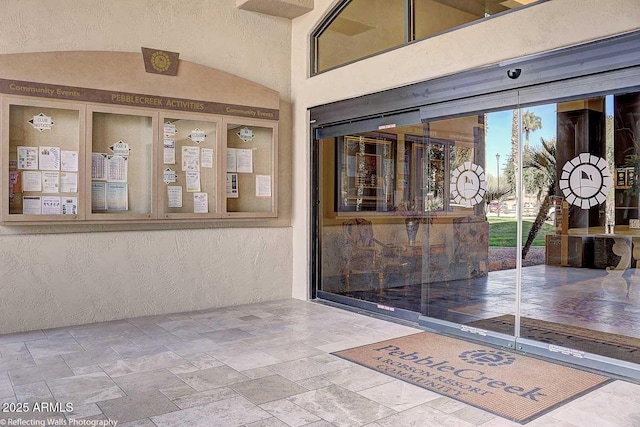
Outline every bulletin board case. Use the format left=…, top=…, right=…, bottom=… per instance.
left=223, top=117, right=278, bottom=218
left=158, top=111, right=222, bottom=219
left=86, top=105, right=159, bottom=222
left=1, top=96, right=86, bottom=222
left=0, top=50, right=279, bottom=225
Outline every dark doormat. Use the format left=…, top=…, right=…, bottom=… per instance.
left=333, top=332, right=610, bottom=424
left=468, top=315, right=640, bottom=365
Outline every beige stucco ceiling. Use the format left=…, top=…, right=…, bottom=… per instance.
left=236, top=0, right=314, bottom=19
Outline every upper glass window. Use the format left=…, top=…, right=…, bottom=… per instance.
left=313, top=0, right=543, bottom=74
left=316, top=0, right=405, bottom=73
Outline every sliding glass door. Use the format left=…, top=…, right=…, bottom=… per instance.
left=419, top=111, right=518, bottom=349
left=314, top=110, right=520, bottom=341
left=419, top=91, right=640, bottom=373
left=513, top=93, right=640, bottom=371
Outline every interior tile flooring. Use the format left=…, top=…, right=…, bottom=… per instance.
left=0, top=298, right=638, bottom=426
left=342, top=264, right=640, bottom=340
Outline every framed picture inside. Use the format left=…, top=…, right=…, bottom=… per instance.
left=616, top=168, right=627, bottom=188
left=336, top=135, right=395, bottom=212
left=411, top=139, right=448, bottom=212
left=627, top=167, right=636, bottom=188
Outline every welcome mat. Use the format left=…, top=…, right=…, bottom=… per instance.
left=468, top=315, right=640, bottom=365
left=334, top=332, right=610, bottom=424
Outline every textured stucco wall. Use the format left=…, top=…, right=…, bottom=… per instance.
left=0, top=0, right=293, bottom=333
left=291, top=0, right=640, bottom=299
left=0, top=228, right=290, bottom=331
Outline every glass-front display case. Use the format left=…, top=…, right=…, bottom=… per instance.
left=1, top=95, right=278, bottom=224
left=224, top=118, right=277, bottom=217
left=159, top=112, right=221, bottom=218
left=2, top=97, right=85, bottom=221
left=86, top=106, right=157, bottom=220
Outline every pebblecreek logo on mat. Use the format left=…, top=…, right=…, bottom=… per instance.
left=459, top=349, right=516, bottom=367
left=335, top=332, right=610, bottom=423
left=372, top=344, right=547, bottom=402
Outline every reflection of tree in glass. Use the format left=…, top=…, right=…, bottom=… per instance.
left=523, top=110, right=542, bottom=150
left=451, top=146, right=472, bottom=170
left=522, top=137, right=556, bottom=259
left=505, top=110, right=542, bottom=193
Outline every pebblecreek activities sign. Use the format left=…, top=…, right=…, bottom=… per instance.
left=334, top=332, right=609, bottom=423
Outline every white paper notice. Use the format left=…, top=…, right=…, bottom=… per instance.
left=189, top=128, right=206, bottom=144
left=163, top=168, right=178, bottom=184
left=92, top=153, right=108, bottom=180
left=42, top=196, right=61, bottom=215
left=167, top=186, right=183, bottom=208
left=29, top=113, right=54, bottom=131
left=61, top=150, right=79, bottom=172
left=18, top=146, right=38, bottom=170
left=237, top=127, right=254, bottom=142
left=236, top=149, right=253, bottom=173
left=23, top=196, right=41, bottom=214
left=62, top=197, right=78, bottom=215
left=256, top=175, right=272, bottom=197
left=91, top=181, right=106, bottom=210
left=226, top=173, right=238, bottom=198
left=109, top=140, right=131, bottom=157
left=201, top=148, right=214, bottom=168
left=164, top=123, right=177, bottom=136
left=60, top=172, right=78, bottom=193
left=39, top=146, right=61, bottom=171
left=164, top=138, right=176, bottom=165
left=193, top=192, right=208, bottom=213
left=227, top=148, right=237, bottom=172
left=106, top=183, right=128, bottom=210
left=107, top=155, right=128, bottom=183
left=42, top=172, right=60, bottom=193
left=182, top=146, right=200, bottom=171
left=186, top=171, right=201, bottom=192
left=9, top=171, right=19, bottom=197
left=22, top=171, right=42, bottom=192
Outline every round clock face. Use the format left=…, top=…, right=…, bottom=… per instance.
left=450, top=162, right=487, bottom=207
left=559, top=153, right=613, bottom=209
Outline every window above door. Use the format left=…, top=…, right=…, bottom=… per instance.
left=311, top=0, right=546, bottom=74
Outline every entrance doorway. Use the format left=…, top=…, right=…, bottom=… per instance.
left=312, top=88, right=640, bottom=379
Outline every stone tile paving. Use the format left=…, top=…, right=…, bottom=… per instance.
left=0, top=299, right=636, bottom=426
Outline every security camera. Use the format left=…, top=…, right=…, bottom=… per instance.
left=507, top=68, right=522, bottom=79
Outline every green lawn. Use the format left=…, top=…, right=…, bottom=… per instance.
left=488, top=217, right=555, bottom=247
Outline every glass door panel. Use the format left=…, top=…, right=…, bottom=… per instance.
left=315, top=111, right=522, bottom=329
left=517, top=93, right=640, bottom=365
left=317, top=122, right=432, bottom=312
left=421, top=112, right=518, bottom=331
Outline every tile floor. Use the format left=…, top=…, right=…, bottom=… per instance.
left=341, top=264, right=640, bottom=341
left=0, top=298, right=638, bottom=426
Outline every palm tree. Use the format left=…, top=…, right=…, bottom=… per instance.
left=506, top=110, right=542, bottom=193
left=510, top=109, right=519, bottom=185
left=502, top=109, right=520, bottom=194
left=522, top=137, right=557, bottom=259
left=522, top=111, right=542, bottom=151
